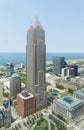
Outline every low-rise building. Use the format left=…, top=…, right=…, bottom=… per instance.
left=53, top=95, right=83, bottom=121
left=17, top=91, right=35, bottom=117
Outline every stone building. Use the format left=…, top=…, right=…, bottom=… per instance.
left=26, top=17, right=47, bottom=110
left=53, top=95, right=84, bottom=121
left=9, top=73, right=21, bottom=100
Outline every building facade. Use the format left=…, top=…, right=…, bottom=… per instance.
left=62, top=67, right=74, bottom=80
left=26, top=17, right=47, bottom=110
left=68, top=64, right=78, bottom=76
left=53, top=95, right=84, bottom=121
left=9, top=73, right=21, bottom=100
left=6, top=62, right=14, bottom=77
left=17, top=91, right=35, bottom=117
left=53, top=57, right=66, bottom=76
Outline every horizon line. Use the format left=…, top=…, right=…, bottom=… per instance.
left=0, top=51, right=84, bottom=53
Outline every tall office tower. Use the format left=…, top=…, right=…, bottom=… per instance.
left=9, top=73, right=21, bottom=100
left=53, top=57, right=67, bottom=76
left=0, top=82, right=3, bottom=106
left=6, top=62, right=14, bottom=77
left=26, top=17, right=47, bottom=110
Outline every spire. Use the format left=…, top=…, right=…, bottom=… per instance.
left=30, top=17, right=42, bottom=28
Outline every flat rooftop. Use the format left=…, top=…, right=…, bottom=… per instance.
left=55, top=95, right=82, bottom=109
left=18, top=91, right=34, bottom=99
left=74, top=88, right=84, bottom=98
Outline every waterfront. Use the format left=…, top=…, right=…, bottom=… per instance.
left=0, top=52, right=84, bottom=66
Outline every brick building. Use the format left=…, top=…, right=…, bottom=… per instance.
left=17, top=91, right=35, bottom=117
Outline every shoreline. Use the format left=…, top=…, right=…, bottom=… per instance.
left=46, top=58, right=84, bottom=64
left=0, top=58, right=84, bottom=66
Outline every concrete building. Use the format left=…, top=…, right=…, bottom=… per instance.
left=9, top=73, right=21, bottom=100
left=53, top=57, right=67, bottom=76
left=6, top=62, right=14, bottom=77
left=0, top=82, right=3, bottom=106
left=26, top=17, right=47, bottom=110
left=74, top=88, right=84, bottom=102
left=53, top=95, right=83, bottom=121
left=62, top=67, right=74, bottom=80
left=17, top=91, right=35, bottom=117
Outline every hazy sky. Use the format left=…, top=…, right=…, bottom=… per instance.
left=0, top=0, right=84, bottom=53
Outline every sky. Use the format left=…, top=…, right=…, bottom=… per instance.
left=0, top=0, right=84, bottom=53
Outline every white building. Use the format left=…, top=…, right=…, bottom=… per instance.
left=53, top=95, right=84, bottom=121
left=62, top=67, right=74, bottom=80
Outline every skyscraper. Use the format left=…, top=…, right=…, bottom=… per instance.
left=9, top=73, right=21, bottom=101
left=53, top=57, right=67, bottom=76
left=26, top=17, right=47, bottom=110
left=6, top=62, right=14, bottom=77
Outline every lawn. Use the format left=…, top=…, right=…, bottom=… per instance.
left=34, top=117, right=48, bottom=130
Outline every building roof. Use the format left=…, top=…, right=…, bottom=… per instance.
left=53, top=56, right=65, bottom=59
left=18, top=91, right=34, bottom=99
left=21, top=91, right=30, bottom=97
left=11, top=73, right=20, bottom=80
left=6, top=62, right=14, bottom=66
left=30, top=17, right=42, bottom=28
left=55, top=95, right=82, bottom=109
left=74, top=88, right=84, bottom=98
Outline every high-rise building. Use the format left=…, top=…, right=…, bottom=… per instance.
left=6, top=62, right=14, bottom=77
left=9, top=73, right=21, bottom=100
left=53, top=57, right=67, bottom=76
left=26, top=17, right=47, bottom=110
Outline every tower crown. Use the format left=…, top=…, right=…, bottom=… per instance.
left=30, top=17, right=42, bottom=28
